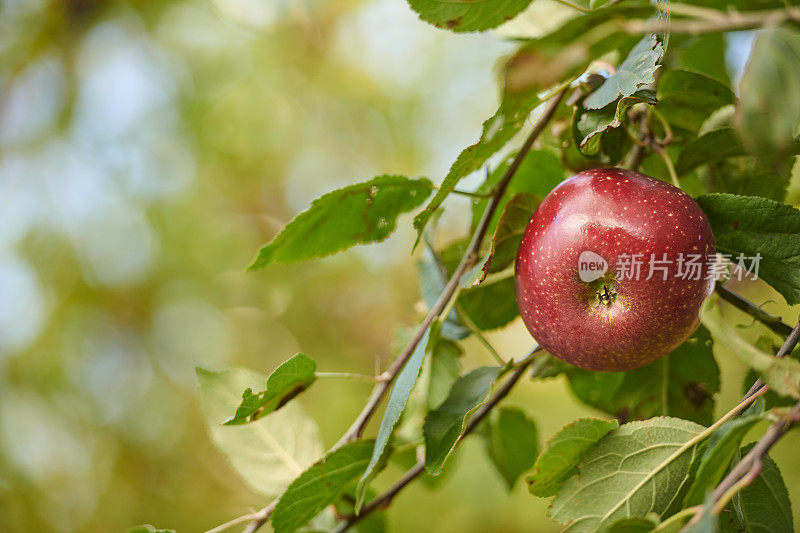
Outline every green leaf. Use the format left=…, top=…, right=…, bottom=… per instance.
left=601, top=517, right=658, bottom=533
left=684, top=415, right=761, bottom=507
left=334, top=487, right=386, bottom=533
left=406, top=0, right=534, bottom=33
left=413, top=89, right=545, bottom=240
left=700, top=300, right=800, bottom=399
left=128, top=526, right=175, bottom=533
left=657, top=70, right=735, bottom=133
left=549, top=417, right=705, bottom=531
left=526, top=417, right=618, bottom=498
left=696, top=193, right=800, bottom=305
left=584, top=35, right=663, bottom=110
left=566, top=326, right=720, bottom=425
left=224, top=353, right=317, bottom=425
left=417, top=248, right=470, bottom=340
left=249, top=175, right=432, bottom=269
left=196, top=367, right=323, bottom=498
left=675, top=128, right=745, bottom=176
left=272, top=440, right=374, bottom=533
left=424, top=365, right=508, bottom=475
left=470, top=150, right=562, bottom=236
left=356, top=327, right=432, bottom=510
left=485, top=192, right=541, bottom=275
left=458, top=277, right=519, bottom=331
left=485, top=406, right=539, bottom=489
left=574, top=90, right=656, bottom=157
left=736, top=28, right=800, bottom=163
left=734, top=444, right=794, bottom=533
left=683, top=494, right=717, bottom=533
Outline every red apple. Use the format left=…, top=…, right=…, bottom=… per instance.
left=515, top=168, right=715, bottom=371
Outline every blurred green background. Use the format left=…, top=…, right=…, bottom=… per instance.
left=1, top=1, right=799, bottom=531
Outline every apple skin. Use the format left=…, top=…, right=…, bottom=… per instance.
left=515, top=168, right=715, bottom=371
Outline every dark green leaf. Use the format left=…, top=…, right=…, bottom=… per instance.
left=584, top=35, right=663, bottom=110
left=549, top=417, right=705, bottom=531
left=414, top=89, right=545, bottom=240
left=356, top=327, right=432, bottom=509
left=424, top=365, right=508, bottom=475
left=675, top=128, right=745, bottom=176
left=407, top=0, right=533, bottom=33
left=676, top=33, right=730, bottom=87
left=196, top=367, right=323, bottom=498
left=736, top=28, right=800, bottom=163
left=249, top=175, right=432, bottom=269
left=696, top=193, right=800, bottom=305
left=574, top=90, right=656, bottom=157
left=684, top=415, right=761, bottom=507
left=458, top=277, right=519, bottom=330
left=683, top=494, right=717, bottom=533
left=567, top=326, right=720, bottom=425
left=657, top=70, right=735, bottom=133
left=272, top=440, right=374, bottom=533
left=224, top=353, right=317, bottom=425
left=486, top=192, right=540, bottom=274
left=526, top=417, right=618, bottom=498
left=485, top=406, right=539, bottom=489
left=734, top=444, right=794, bottom=533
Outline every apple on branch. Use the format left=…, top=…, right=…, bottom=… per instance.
left=515, top=168, right=715, bottom=371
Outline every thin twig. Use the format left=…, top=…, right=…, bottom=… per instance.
left=741, top=319, right=800, bottom=403
left=684, top=318, right=800, bottom=529
left=331, top=347, right=542, bottom=532
left=240, top=501, right=277, bottom=533
left=315, top=371, right=388, bottom=383
left=228, top=83, right=570, bottom=533
left=715, top=284, right=794, bottom=337
left=622, top=7, right=800, bottom=34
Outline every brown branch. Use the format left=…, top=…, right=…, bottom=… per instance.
left=684, top=317, right=800, bottom=530
left=622, top=7, right=800, bottom=35
left=231, top=86, right=568, bottom=533
left=331, top=347, right=543, bottom=533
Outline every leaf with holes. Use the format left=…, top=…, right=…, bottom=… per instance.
left=407, top=0, right=534, bottom=33
left=249, top=175, right=432, bottom=269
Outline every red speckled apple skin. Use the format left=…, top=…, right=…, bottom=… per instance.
left=515, top=168, right=715, bottom=371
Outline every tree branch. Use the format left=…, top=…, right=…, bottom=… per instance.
left=715, top=283, right=794, bottom=337
left=331, top=347, right=543, bottom=533
left=685, top=317, right=800, bottom=529
left=622, top=7, right=800, bottom=34
left=231, top=87, right=568, bottom=533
